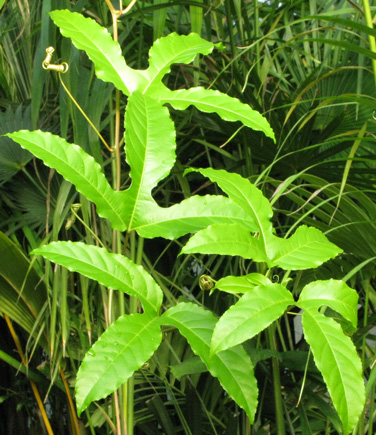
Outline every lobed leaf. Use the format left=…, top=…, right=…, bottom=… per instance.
left=162, top=303, right=258, bottom=423
left=211, top=283, right=294, bottom=354
left=32, top=242, right=163, bottom=314
left=75, top=313, right=162, bottom=416
left=267, top=226, right=342, bottom=270
left=181, top=223, right=269, bottom=263
left=142, top=33, right=213, bottom=93
left=125, top=91, right=176, bottom=196
left=302, top=309, right=365, bottom=434
left=123, top=91, right=176, bottom=230
left=158, top=88, right=275, bottom=141
left=49, top=10, right=146, bottom=95
left=6, top=130, right=127, bottom=231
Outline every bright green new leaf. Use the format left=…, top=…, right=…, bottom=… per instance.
left=181, top=223, right=269, bottom=263
left=158, top=88, right=275, bottom=141
left=267, top=226, right=342, bottom=270
left=211, top=283, right=294, bottom=354
left=162, top=303, right=258, bottom=423
left=32, top=242, right=163, bottom=314
left=75, top=313, right=162, bottom=416
left=215, top=273, right=271, bottom=294
left=142, top=33, right=213, bottom=93
left=302, top=309, right=365, bottom=434
left=298, top=279, right=358, bottom=328
left=49, top=10, right=146, bottom=95
left=6, top=130, right=127, bottom=230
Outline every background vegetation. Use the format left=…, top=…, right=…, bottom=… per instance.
left=1, top=0, right=376, bottom=433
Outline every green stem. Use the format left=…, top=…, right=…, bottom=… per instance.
left=363, top=0, right=376, bottom=89
left=267, top=324, right=286, bottom=434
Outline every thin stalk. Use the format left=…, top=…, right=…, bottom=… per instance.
left=357, top=279, right=370, bottom=434
left=60, top=266, right=68, bottom=357
left=59, top=367, right=80, bottom=435
left=254, top=0, right=260, bottom=78
left=363, top=0, right=376, bottom=89
left=106, top=2, right=138, bottom=434
left=5, top=315, right=55, bottom=435
left=367, top=383, right=375, bottom=435
left=267, top=323, right=286, bottom=435
left=111, top=7, right=125, bottom=435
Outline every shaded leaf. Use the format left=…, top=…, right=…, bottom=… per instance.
left=211, top=283, right=294, bottom=354
left=268, top=226, right=342, bottom=270
left=0, top=105, right=32, bottom=181
left=162, top=303, right=258, bottom=422
left=32, top=242, right=163, bottom=314
left=49, top=10, right=146, bottom=95
left=302, top=309, right=365, bottom=434
left=76, top=313, right=162, bottom=416
left=170, top=356, right=207, bottom=379
left=0, top=231, right=47, bottom=348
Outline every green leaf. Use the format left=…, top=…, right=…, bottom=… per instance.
left=158, top=88, right=275, bottom=141
left=302, top=309, right=365, bottom=434
left=123, top=91, right=175, bottom=230
left=0, top=231, right=47, bottom=348
left=32, top=242, right=163, bottom=314
left=123, top=92, right=257, bottom=238
left=215, top=273, right=271, bottom=294
left=49, top=10, right=146, bottom=95
left=162, top=303, right=258, bottom=423
left=186, top=168, right=273, bottom=246
left=267, top=226, right=342, bottom=270
left=181, top=223, right=269, bottom=263
left=75, top=313, right=162, bottom=416
left=298, top=279, right=358, bottom=328
left=125, top=91, right=176, bottom=198
left=142, top=33, right=213, bottom=93
left=211, top=283, right=294, bottom=354
left=6, top=130, right=127, bottom=231
left=0, top=105, right=32, bottom=181
left=134, top=195, right=257, bottom=240
left=170, top=356, right=207, bottom=379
